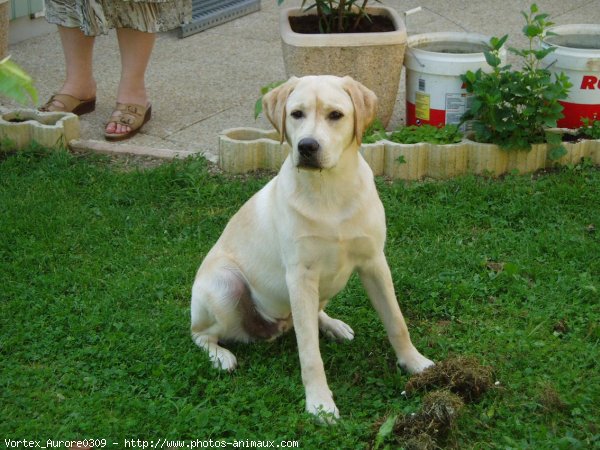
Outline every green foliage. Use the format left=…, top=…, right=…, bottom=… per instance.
left=362, top=118, right=387, bottom=143
left=0, top=56, right=38, bottom=105
left=579, top=118, right=600, bottom=140
left=254, top=80, right=284, bottom=120
left=278, top=0, right=381, bottom=33
left=362, top=123, right=463, bottom=145
left=390, top=124, right=463, bottom=145
left=461, top=4, right=571, bottom=156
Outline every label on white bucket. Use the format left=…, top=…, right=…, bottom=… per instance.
left=415, top=91, right=431, bottom=121
left=445, top=93, right=471, bottom=125
left=404, top=32, right=504, bottom=129
left=406, top=72, right=469, bottom=127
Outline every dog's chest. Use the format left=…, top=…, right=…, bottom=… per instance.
left=296, top=223, right=380, bottom=296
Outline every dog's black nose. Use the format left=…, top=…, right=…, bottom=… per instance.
left=297, top=138, right=320, bottom=158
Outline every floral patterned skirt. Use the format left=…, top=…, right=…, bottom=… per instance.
left=45, top=0, right=192, bottom=36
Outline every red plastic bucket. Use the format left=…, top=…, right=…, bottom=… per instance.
left=542, top=25, right=600, bottom=128
left=404, top=32, right=506, bottom=128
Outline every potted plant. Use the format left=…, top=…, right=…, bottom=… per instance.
left=460, top=4, right=572, bottom=173
left=277, top=0, right=407, bottom=126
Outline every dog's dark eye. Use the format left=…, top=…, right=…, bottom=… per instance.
left=328, top=111, right=344, bottom=121
left=291, top=110, right=304, bottom=119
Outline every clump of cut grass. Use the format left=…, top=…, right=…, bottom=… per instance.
left=376, top=390, right=464, bottom=449
left=404, top=356, right=494, bottom=403
left=375, top=358, right=493, bottom=448
left=401, top=434, right=437, bottom=450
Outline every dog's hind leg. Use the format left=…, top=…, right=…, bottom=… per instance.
left=191, top=332, right=237, bottom=371
left=190, top=270, right=247, bottom=371
left=318, top=310, right=355, bottom=341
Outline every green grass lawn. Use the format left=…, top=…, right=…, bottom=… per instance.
left=1, top=147, right=598, bottom=449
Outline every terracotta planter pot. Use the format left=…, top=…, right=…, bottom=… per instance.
left=280, top=6, right=407, bottom=126
left=0, top=109, right=80, bottom=150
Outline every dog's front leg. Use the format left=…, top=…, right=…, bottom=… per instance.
left=358, top=254, right=434, bottom=374
left=286, top=267, right=339, bottom=421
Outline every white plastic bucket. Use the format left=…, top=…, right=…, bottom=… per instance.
left=404, top=32, right=506, bottom=128
left=542, top=24, right=600, bottom=129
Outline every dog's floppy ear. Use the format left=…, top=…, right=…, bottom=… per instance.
left=342, top=76, right=378, bottom=146
left=262, top=76, right=300, bottom=144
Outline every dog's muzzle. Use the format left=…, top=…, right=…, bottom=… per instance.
left=297, top=138, right=321, bottom=169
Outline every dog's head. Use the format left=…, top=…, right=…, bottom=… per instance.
left=262, top=75, right=377, bottom=171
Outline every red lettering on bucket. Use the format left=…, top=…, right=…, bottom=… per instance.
left=580, top=75, right=599, bottom=90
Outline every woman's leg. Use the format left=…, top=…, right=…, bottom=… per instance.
left=105, top=28, right=156, bottom=136
left=49, top=26, right=96, bottom=108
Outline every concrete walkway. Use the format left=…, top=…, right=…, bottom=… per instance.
left=3, top=0, right=599, bottom=162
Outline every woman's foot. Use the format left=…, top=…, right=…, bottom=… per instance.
left=39, top=93, right=96, bottom=115
left=39, top=82, right=97, bottom=115
left=104, top=91, right=149, bottom=137
left=104, top=102, right=152, bottom=142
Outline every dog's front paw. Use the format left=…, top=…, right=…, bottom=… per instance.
left=210, top=347, right=238, bottom=372
left=306, top=392, right=339, bottom=424
left=398, top=350, right=435, bottom=375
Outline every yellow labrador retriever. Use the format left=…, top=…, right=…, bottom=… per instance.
left=191, top=75, right=433, bottom=419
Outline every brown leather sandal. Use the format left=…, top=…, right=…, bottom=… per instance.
left=39, top=93, right=96, bottom=116
left=104, top=102, right=152, bottom=142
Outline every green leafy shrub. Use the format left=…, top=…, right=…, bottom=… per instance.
left=460, top=4, right=571, bottom=159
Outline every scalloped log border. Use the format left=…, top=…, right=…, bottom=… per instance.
left=219, top=127, right=600, bottom=179
left=0, top=109, right=80, bottom=150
